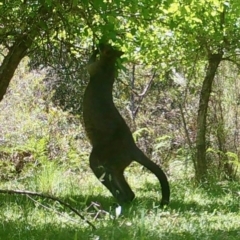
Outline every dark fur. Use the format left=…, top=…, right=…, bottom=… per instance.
left=83, top=44, right=170, bottom=206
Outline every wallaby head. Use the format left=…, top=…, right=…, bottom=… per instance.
left=98, top=43, right=124, bottom=61
left=87, top=43, right=124, bottom=76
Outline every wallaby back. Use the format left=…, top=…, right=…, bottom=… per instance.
left=83, top=43, right=127, bottom=147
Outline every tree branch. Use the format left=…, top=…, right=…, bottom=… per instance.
left=0, top=189, right=96, bottom=230
left=133, top=69, right=156, bottom=117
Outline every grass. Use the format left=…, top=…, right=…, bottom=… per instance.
left=0, top=161, right=239, bottom=240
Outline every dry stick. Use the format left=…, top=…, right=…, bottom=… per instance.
left=133, top=69, right=156, bottom=118
left=0, top=189, right=96, bottom=230
left=27, top=195, right=80, bottom=224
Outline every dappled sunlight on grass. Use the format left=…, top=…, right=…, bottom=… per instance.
left=0, top=165, right=239, bottom=240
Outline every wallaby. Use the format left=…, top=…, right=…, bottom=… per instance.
left=83, top=43, right=170, bottom=206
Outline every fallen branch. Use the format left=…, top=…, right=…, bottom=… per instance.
left=0, top=189, right=96, bottom=230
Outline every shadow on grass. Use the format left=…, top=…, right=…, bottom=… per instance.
left=0, top=190, right=240, bottom=240
left=0, top=216, right=239, bottom=240
left=136, top=180, right=240, bottom=212
left=75, top=194, right=239, bottom=214
left=0, top=219, right=93, bottom=240
left=0, top=177, right=239, bottom=216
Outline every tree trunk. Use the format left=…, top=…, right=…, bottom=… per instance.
left=0, top=5, right=52, bottom=102
left=195, top=53, right=223, bottom=182
left=0, top=35, right=34, bottom=101
left=130, top=64, right=136, bottom=122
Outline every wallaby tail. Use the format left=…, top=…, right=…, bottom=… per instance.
left=134, top=148, right=170, bottom=206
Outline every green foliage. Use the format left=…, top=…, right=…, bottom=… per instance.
left=0, top=59, right=88, bottom=179
left=132, top=127, right=152, bottom=142
left=226, top=151, right=239, bottom=166
left=154, top=135, right=172, bottom=150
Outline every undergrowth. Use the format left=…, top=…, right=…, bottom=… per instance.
left=0, top=163, right=239, bottom=240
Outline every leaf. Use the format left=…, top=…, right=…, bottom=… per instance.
left=45, top=0, right=52, bottom=6
left=72, top=0, right=78, bottom=7
left=168, top=2, right=179, bottom=13
left=192, top=17, right=202, bottom=23
left=132, top=128, right=151, bottom=141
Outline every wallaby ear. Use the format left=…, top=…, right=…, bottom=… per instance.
left=117, top=51, right=124, bottom=57
left=97, top=43, right=110, bottom=56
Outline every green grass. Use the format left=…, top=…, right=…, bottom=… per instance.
left=0, top=162, right=239, bottom=240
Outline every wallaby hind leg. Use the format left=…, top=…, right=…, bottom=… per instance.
left=89, top=149, right=135, bottom=203
left=112, top=169, right=135, bottom=202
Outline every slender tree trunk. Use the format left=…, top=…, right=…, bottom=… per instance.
left=130, top=64, right=136, bottom=122
left=213, top=96, right=234, bottom=179
left=195, top=53, right=223, bottom=182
